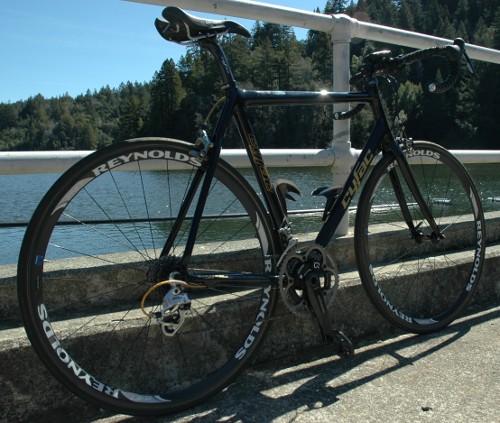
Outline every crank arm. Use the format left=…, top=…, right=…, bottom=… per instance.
left=304, top=278, right=354, bottom=359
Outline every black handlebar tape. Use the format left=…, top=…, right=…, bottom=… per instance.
left=396, top=45, right=461, bottom=93
left=335, top=44, right=461, bottom=120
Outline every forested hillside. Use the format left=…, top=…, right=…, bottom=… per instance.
left=1, top=0, right=500, bottom=151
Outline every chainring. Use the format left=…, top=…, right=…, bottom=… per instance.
left=278, top=242, right=339, bottom=318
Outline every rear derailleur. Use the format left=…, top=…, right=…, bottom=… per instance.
left=154, top=282, right=191, bottom=336
left=143, top=259, right=192, bottom=337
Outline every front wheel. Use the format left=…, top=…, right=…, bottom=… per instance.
left=354, top=141, right=485, bottom=334
left=17, top=138, right=279, bottom=416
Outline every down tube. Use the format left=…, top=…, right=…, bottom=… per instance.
left=315, top=119, right=388, bottom=247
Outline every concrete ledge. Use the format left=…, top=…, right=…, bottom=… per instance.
left=3, top=213, right=500, bottom=327
left=1, top=244, right=499, bottom=421
left=1, top=216, right=499, bottom=421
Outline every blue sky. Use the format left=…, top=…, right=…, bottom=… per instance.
left=0, top=0, right=325, bottom=103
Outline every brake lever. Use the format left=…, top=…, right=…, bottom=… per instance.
left=454, top=38, right=476, bottom=76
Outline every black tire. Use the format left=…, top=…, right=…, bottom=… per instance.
left=354, top=141, right=485, bottom=334
left=17, top=138, right=279, bottom=416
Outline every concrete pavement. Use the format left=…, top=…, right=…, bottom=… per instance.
left=22, top=303, right=499, bottom=423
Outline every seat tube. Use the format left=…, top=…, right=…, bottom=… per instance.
left=177, top=37, right=238, bottom=263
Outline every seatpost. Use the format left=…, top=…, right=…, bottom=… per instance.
left=198, top=37, right=238, bottom=89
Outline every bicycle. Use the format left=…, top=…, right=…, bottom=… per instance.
left=17, top=6, right=485, bottom=416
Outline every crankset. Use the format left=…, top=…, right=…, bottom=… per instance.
left=278, top=241, right=339, bottom=318
left=278, top=242, right=354, bottom=358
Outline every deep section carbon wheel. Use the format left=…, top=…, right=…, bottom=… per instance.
left=18, top=138, right=278, bottom=415
left=355, top=141, right=485, bottom=334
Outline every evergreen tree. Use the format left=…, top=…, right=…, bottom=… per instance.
left=118, top=95, right=146, bottom=140
left=398, top=0, right=417, bottom=30
left=147, top=59, right=185, bottom=137
left=367, top=0, right=398, bottom=27
left=325, top=0, right=348, bottom=13
left=74, top=117, right=99, bottom=150
left=0, top=104, right=17, bottom=131
left=493, top=6, right=500, bottom=48
left=20, top=95, right=51, bottom=150
left=1, top=0, right=499, bottom=151
left=220, top=34, right=252, bottom=84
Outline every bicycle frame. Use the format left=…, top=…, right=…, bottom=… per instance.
left=169, top=36, right=441, bottom=266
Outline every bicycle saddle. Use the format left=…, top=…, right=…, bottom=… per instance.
left=155, top=6, right=251, bottom=44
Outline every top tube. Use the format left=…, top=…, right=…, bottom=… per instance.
left=237, top=88, right=374, bottom=107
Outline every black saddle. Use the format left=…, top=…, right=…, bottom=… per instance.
left=155, top=6, right=251, bottom=44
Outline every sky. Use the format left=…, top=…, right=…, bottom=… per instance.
left=0, top=0, right=326, bottom=104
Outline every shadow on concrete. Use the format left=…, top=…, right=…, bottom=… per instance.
left=63, top=303, right=500, bottom=423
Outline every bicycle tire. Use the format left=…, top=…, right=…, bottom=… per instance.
left=354, top=141, right=485, bottom=334
left=17, top=138, right=279, bottom=416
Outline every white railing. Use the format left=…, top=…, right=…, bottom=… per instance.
left=126, top=0, right=500, bottom=61
left=1, top=149, right=500, bottom=175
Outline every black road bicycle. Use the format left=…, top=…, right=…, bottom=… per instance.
left=17, top=7, right=485, bottom=416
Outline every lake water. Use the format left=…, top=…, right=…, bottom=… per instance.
left=2, top=163, right=500, bottom=265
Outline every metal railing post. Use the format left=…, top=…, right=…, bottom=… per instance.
left=330, top=14, right=357, bottom=236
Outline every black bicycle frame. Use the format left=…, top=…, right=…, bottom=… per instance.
left=167, top=36, right=441, bottom=267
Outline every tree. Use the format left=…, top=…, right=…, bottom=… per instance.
left=325, top=0, right=348, bottom=13
left=398, top=0, right=419, bottom=31
left=51, top=108, right=76, bottom=149
left=305, top=28, right=333, bottom=86
left=251, top=22, right=303, bottom=90
left=1, top=0, right=499, bottom=151
left=251, top=37, right=279, bottom=89
left=118, top=95, right=146, bottom=140
left=0, top=104, right=17, bottom=131
left=367, top=0, right=398, bottom=27
left=147, top=59, right=185, bottom=137
left=19, top=95, right=51, bottom=150
left=493, top=6, right=500, bottom=48
left=221, top=34, right=253, bottom=84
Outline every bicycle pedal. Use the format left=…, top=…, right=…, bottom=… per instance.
left=329, top=330, right=355, bottom=359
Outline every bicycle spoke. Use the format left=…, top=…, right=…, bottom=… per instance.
left=18, top=139, right=277, bottom=415
left=355, top=142, right=485, bottom=333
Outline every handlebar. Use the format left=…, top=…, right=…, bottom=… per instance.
left=334, top=39, right=469, bottom=121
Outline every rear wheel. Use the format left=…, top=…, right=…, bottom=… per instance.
left=355, top=141, right=485, bottom=334
left=18, top=138, right=279, bottom=415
